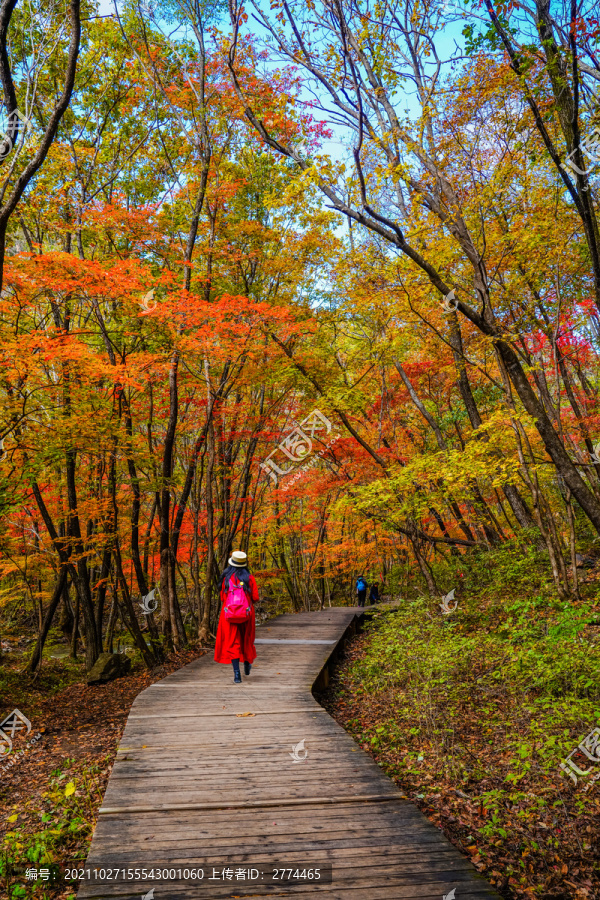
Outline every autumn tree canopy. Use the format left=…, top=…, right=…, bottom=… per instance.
left=0, top=0, right=599, bottom=669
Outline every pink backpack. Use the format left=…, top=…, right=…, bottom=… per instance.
left=223, top=576, right=252, bottom=624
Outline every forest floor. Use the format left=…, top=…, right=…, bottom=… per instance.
left=2, top=542, right=600, bottom=900
left=0, top=644, right=204, bottom=899
left=318, top=561, right=600, bottom=900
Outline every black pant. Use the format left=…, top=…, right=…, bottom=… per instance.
left=357, top=590, right=366, bottom=607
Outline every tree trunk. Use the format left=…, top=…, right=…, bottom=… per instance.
left=160, top=351, right=181, bottom=647
left=199, top=412, right=216, bottom=645
left=71, top=590, right=80, bottom=659
left=28, top=567, right=69, bottom=672
left=114, top=543, right=156, bottom=668
left=409, top=534, right=437, bottom=595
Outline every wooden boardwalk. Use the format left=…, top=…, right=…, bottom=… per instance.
left=78, top=608, right=500, bottom=898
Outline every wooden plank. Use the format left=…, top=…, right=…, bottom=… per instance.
left=99, top=794, right=402, bottom=814
left=89, top=828, right=458, bottom=850
left=82, top=833, right=459, bottom=858
left=254, top=639, right=338, bottom=644
left=78, top=608, right=500, bottom=899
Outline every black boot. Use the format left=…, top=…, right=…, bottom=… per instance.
left=232, top=659, right=242, bottom=683
left=244, top=661, right=251, bottom=676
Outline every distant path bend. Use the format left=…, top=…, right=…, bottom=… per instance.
left=78, top=607, right=501, bottom=898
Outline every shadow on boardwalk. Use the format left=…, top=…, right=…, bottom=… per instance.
left=77, top=607, right=501, bottom=899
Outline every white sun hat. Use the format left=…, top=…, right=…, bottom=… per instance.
left=228, top=550, right=248, bottom=568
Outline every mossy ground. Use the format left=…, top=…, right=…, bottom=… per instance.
left=320, top=541, right=600, bottom=899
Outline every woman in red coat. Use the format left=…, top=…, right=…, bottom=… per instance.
left=214, top=550, right=259, bottom=683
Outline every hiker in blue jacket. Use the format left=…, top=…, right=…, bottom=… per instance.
left=356, top=574, right=368, bottom=607
left=369, top=582, right=380, bottom=605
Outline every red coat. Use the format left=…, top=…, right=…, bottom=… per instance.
left=214, top=573, right=259, bottom=664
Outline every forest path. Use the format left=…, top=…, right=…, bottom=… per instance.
left=77, top=607, right=500, bottom=899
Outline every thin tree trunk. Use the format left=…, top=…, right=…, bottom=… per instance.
left=27, top=567, right=68, bottom=672
left=565, top=489, right=581, bottom=600
left=71, top=591, right=80, bottom=659
left=160, top=351, right=181, bottom=648
left=409, top=535, right=437, bottom=595
left=199, top=409, right=216, bottom=645
left=114, top=543, right=156, bottom=668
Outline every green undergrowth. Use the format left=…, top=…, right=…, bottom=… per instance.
left=354, top=597, right=600, bottom=780
left=331, top=541, right=600, bottom=897
left=1, top=757, right=109, bottom=899
left=0, top=624, right=158, bottom=718
left=0, top=656, right=86, bottom=722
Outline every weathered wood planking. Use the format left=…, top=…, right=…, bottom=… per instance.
left=77, top=608, right=500, bottom=899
